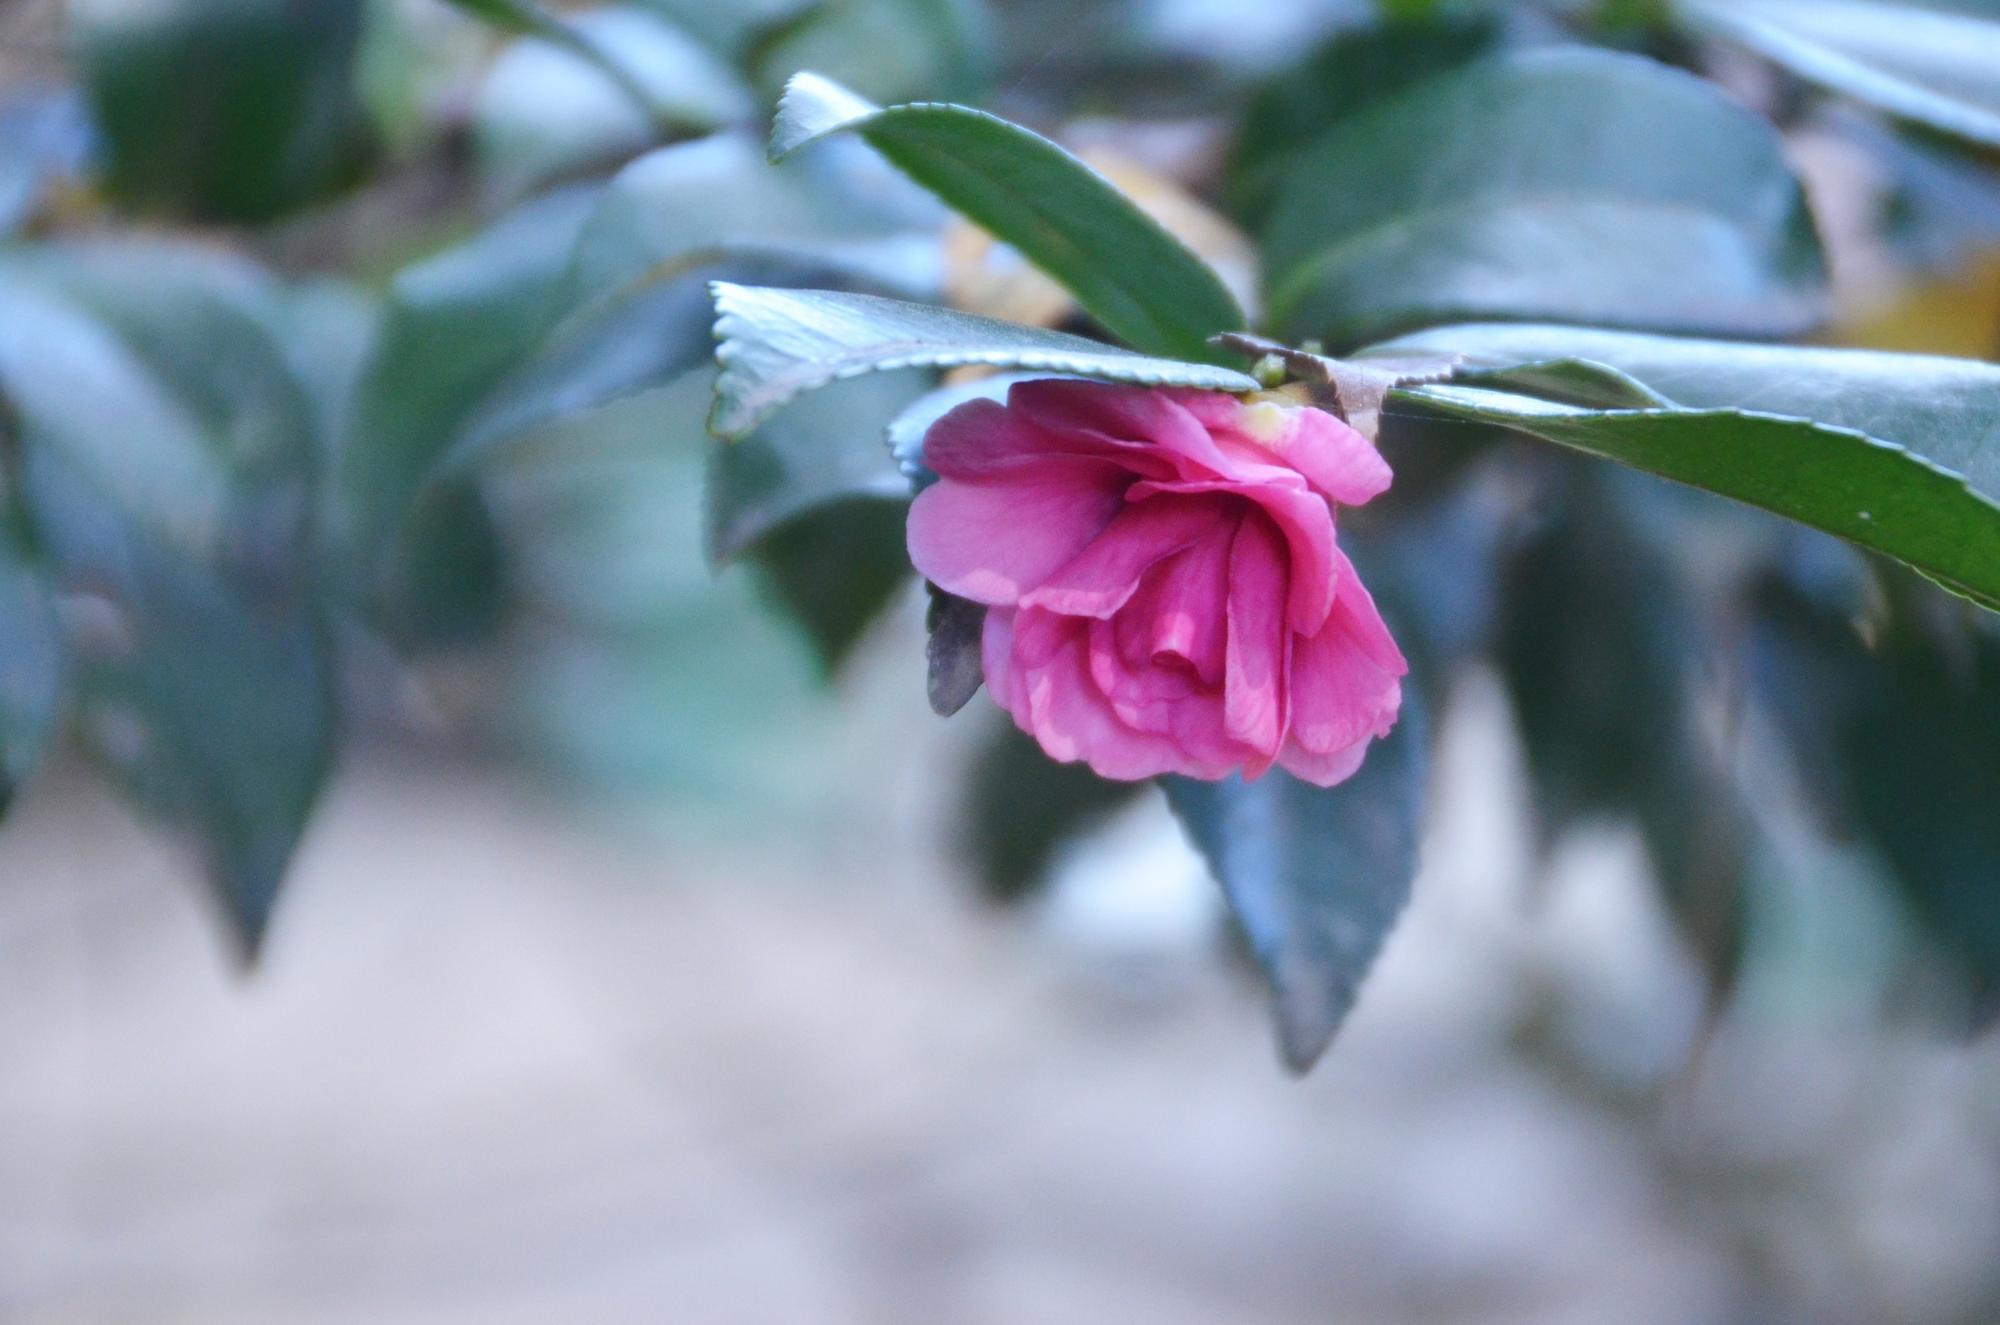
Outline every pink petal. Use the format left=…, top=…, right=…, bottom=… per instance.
left=1289, top=617, right=1402, bottom=755
left=1020, top=495, right=1221, bottom=618
left=1224, top=511, right=1290, bottom=760
left=1331, top=547, right=1408, bottom=677
left=1172, top=391, right=1392, bottom=507
left=996, top=608, right=1212, bottom=781
left=906, top=463, right=1125, bottom=606
left=981, top=605, right=1017, bottom=702
left=1115, top=518, right=1234, bottom=685
left=1010, top=379, right=1244, bottom=482
left=1084, top=620, right=1245, bottom=776
left=1129, top=478, right=1337, bottom=635
left=924, top=396, right=1171, bottom=482
left=1278, top=407, right=1394, bottom=506
left=1276, top=735, right=1374, bottom=788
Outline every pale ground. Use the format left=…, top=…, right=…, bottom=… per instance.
left=1, top=642, right=1997, bottom=1323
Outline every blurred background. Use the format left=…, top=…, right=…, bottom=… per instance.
left=3, top=0, right=2000, bottom=1319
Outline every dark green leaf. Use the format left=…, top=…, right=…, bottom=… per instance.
left=0, top=254, right=332, bottom=951
left=338, top=185, right=603, bottom=608
left=745, top=494, right=912, bottom=672
left=1496, top=468, right=1748, bottom=987
left=1681, top=0, right=2000, bottom=148
left=1408, top=385, right=2000, bottom=612
left=707, top=367, right=926, bottom=671
left=1263, top=48, right=1826, bottom=345
left=1370, top=324, right=2000, bottom=612
left=750, top=0, right=993, bottom=104
left=709, top=283, right=1258, bottom=438
left=471, top=6, right=754, bottom=198
left=1228, top=12, right=1503, bottom=223
left=772, top=71, right=1245, bottom=363
left=1373, top=325, right=2000, bottom=493
left=448, top=275, right=722, bottom=482
left=1748, top=562, right=2000, bottom=1020
left=0, top=504, right=63, bottom=816
left=72, top=0, right=372, bottom=222
left=961, top=718, right=1145, bottom=903
left=706, top=368, right=920, bottom=564
left=1162, top=693, right=1427, bottom=1073
left=568, top=132, right=942, bottom=313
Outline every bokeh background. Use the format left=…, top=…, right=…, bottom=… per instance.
left=3, top=0, right=2000, bottom=1320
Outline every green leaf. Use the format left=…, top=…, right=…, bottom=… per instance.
left=459, top=131, right=948, bottom=480
left=1748, top=561, right=2000, bottom=1020
left=1161, top=694, right=1427, bottom=1073
left=708, top=283, right=1259, bottom=438
left=0, top=252, right=333, bottom=951
left=706, top=367, right=927, bottom=671
left=339, top=184, right=604, bottom=591
left=771, top=71, right=1245, bottom=363
left=1680, top=0, right=2000, bottom=148
left=1227, top=12, right=1503, bottom=223
left=960, top=719, right=1145, bottom=904
left=350, top=137, right=941, bottom=647
left=706, top=367, right=919, bottom=563
left=71, top=0, right=372, bottom=223
left=441, top=0, right=686, bottom=130
left=1263, top=48, right=1826, bottom=345
left=472, top=6, right=754, bottom=199
left=447, top=275, right=722, bottom=482
left=567, top=130, right=941, bottom=313
left=1496, top=469, right=1749, bottom=989
left=744, top=494, right=912, bottom=672
left=1403, top=384, right=2000, bottom=612
left=0, top=508, right=63, bottom=816
left=1373, top=324, right=2000, bottom=492
left=1372, top=323, right=2000, bottom=612
left=750, top=0, right=993, bottom=104
left=632, top=0, right=814, bottom=57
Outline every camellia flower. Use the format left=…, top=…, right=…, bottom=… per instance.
left=907, top=378, right=1406, bottom=786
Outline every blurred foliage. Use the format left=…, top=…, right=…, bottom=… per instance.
left=73, top=0, right=374, bottom=221
left=0, top=0, right=1997, bottom=1058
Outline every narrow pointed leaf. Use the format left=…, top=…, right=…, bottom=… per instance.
left=1371, top=323, right=2000, bottom=491
left=1372, top=323, right=2000, bottom=613
left=771, top=71, right=1245, bottom=363
left=1399, top=385, right=2000, bottom=612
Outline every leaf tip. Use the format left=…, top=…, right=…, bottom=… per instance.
left=925, top=589, right=986, bottom=715
left=770, top=70, right=880, bottom=163
left=1268, top=957, right=1356, bottom=1076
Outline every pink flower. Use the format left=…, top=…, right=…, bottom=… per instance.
left=907, top=379, right=1407, bottom=786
